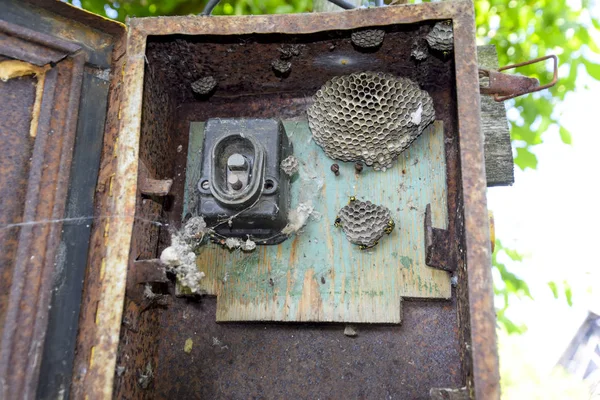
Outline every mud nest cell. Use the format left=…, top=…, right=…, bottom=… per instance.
left=351, top=29, right=385, bottom=48
left=337, top=199, right=394, bottom=248
left=191, top=76, right=217, bottom=95
left=280, top=155, right=299, bottom=176
left=271, top=59, right=292, bottom=74
left=426, top=22, right=454, bottom=52
left=307, top=72, right=435, bottom=171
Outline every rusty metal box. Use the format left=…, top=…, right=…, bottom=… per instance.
left=0, top=0, right=498, bottom=398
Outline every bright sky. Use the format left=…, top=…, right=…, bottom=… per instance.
left=488, top=74, right=600, bottom=372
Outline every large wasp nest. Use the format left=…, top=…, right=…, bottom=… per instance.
left=351, top=29, right=385, bottom=49
left=426, top=22, right=454, bottom=52
left=307, top=72, right=435, bottom=171
left=336, top=199, right=394, bottom=248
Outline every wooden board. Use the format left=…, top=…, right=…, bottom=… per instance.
left=184, top=120, right=450, bottom=323
left=478, top=45, right=514, bottom=187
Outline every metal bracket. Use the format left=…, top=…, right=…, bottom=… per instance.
left=138, top=159, right=173, bottom=196
left=424, top=204, right=456, bottom=272
left=132, top=259, right=169, bottom=285
left=479, top=54, right=558, bottom=102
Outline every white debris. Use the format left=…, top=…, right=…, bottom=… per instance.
left=224, top=237, right=256, bottom=251
left=225, top=237, right=242, bottom=249
left=241, top=238, right=256, bottom=251
left=159, top=217, right=208, bottom=294
left=159, top=246, right=180, bottom=266
left=411, top=102, right=423, bottom=125
left=282, top=203, right=314, bottom=235
left=143, top=284, right=157, bottom=300
left=344, top=325, right=358, bottom=337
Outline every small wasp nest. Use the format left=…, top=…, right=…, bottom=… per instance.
left=411, top=38, right=429, bottom=61
left=307, top=72, right=435, bottom=171
left=351, top=29, right=385, bottom=49
left=272, top=59, right=292, bottom=74
left=426, top=22, right=454, bottom=52
left=336, top=199, right=394, bottom=248
left=280, top=155, right=299, bottom=176
left=191, top=76, right=217, bottom=95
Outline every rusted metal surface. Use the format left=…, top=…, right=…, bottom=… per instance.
left=5, top=0, right=119, bottom=69
left=453, top=4, right=500, bottom=399
left=68, top=2, right=498, bottom=399
left=70, top=31, right=127, bottom=400
left=0, top=75, right=36, bottom=338
left=138, top=157, right=173, bottom=196
left=132, top=259, right=169, bottom=285
left=112, top=46, right=177, bottom=400
left=480, top=54, right=558, bottom=101
left=153, top=295, right=461, bottom=399
left=0, top=19, right=80, bottom=66
left=425, top=203, right=456, bottom=272
left=0, top=48, right=85, bottom=398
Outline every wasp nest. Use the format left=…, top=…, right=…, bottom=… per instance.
left=411, top=38, right=429, bottom=61
left=307, top=72, right=435, bottom=171
left=336, top=199, right=394, bottom=248
left=272, top=59, right=292, bottom=74
left=351, top=29, right=385, bottom=49
left=426, top=22, right=454, bottom=52
left=191, top=76, right=217, bottom=95
left=280, top=155, right=299, bottom=176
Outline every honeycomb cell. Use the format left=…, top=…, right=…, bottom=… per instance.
left=191, top=76, right=217, bottom=95
left=307, top=72, right=435, bottom=171
left=351, top=29, right=385, bottom=48
left=337, top=199, right=394, bottom=248
left=426, top=21, right=454, bottom=52
left=280, top=155, right=299, bottom=176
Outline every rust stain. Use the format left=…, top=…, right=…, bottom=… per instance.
left=289, top=235, right=300, bottom=265
left=297, top=269, right=322, bottom=321
left=0, top=60, right=51, bottom=138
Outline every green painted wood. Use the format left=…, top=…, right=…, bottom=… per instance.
left=186, top=119, right=450, bottom=323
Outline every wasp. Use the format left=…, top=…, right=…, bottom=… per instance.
left=334, top=217, right=342, bottom=228
left=359, top=241, right=378, bottom=251
left=384, top=219, right=395, bottom=235
left=349, top=196, right=356, bottom=202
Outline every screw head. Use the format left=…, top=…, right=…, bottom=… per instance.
left=330, top=163, right=340, bottom=176
left=200, top=180, right=210, bottom=190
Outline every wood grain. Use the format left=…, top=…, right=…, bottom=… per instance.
left=478, top=45, right=515, bottom=187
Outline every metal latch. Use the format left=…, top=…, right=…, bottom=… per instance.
left=479, top=54, right=558, bottom=102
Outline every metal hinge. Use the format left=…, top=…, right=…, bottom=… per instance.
left=479, top=54, right=558, bottom=102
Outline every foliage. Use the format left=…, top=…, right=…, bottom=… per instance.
left=73, top=0, right=311, bottom=21
left=498, top=330, right=591, bottom=398
left=493, top=240, right=531, bottom=334
left=473, top=0, right=600, bottom=170
left=73, top=0, right=600, bottom=333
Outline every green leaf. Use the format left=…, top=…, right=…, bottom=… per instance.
left=514, top=147, right=538, bottom=170
left=564, top=281, right=573, bottom=307
left=559, top=126, right=572, bottom=145
left=583, top=60, right=600, bottom=80
left=548, top=281, right=559, bottom=299
left=504, top=247, right=524, bottom=262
